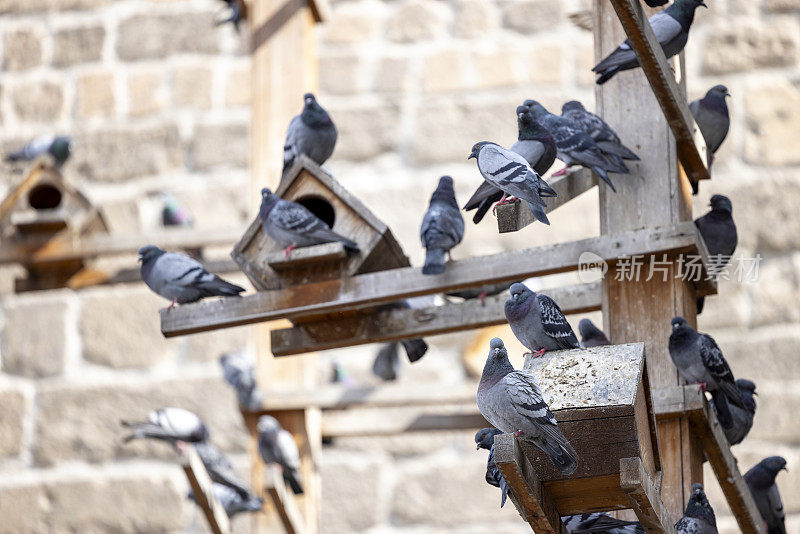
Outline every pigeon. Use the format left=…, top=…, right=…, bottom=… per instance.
left=374, top=301, right=429, bottom=362
left=668, top=317, right=746, bottom=429
left=593, top=0, right=707, bottom=85
left=463, top=105, right=558, bottom=224
left=420, top=176, right=464, bottom=275
left=562, top=513, right=644, bottom=533
left=138, top=246, right=245, bottom=309
left=446, top=281, right=513, bottom=305
left=578, top=318, right=611, bottom=348
left=220, top=352, right=264, bottom=411
left=505, top=283, right=580, bottom=358
left=6, top=135, right=72, bottom=167
left=468, top=142, right=557, bottom=225
left=475, top=428, right=510, bottom=507
left=715, top=378, right=756, bottom=446
left=690, top=86, right=731, bottom=159
left=259, top=188, right=359, bottom=257
left=560, top=100, right=639, bottom=162
left=121, top=407, right=209, bottom=444
left=161, top=194, right=193, bottom=227
left=214, top=0, right=244, bottom=30
left=372, top=342, right=401, bottom=381
left=283, top=93, right=337, bottom=175
left=188, top=483, right=264, bottom=518
left=477, top=337, right=579, bottom=474
left=526, top=100, right=627, bottom=192
left=675, top=483, right=718, bottom=534
left=695, top=194, right=737, bottom=314
left=745, top=456, right=788, bottom=534
left=257, top=415, right=304, bottom=494
left=330, top=360, right=357, bottom=387
left=194, top=440, right=256, bottom=499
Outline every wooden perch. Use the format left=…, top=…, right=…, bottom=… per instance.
left=654, top=385, right=766, bottom=534
left=267, top=242, right=347, bottom=270
left=161, top=221, right=715, bottom=337
left=182, top=446, right=232, bottom=534
left=619, top=457, right=676, bottom=534
left=269, top=281, right=601, bottom=356
left=608, top=0, right=709, bottom=184
left=495, top=169, right=597, bottom=233
left=264, top=465, right=306, bottom=534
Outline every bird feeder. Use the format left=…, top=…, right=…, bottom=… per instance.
left=493, top=343, right=676, bottom=532
left=0, top=160, right=109, bottom=292
left=231, top=155, right=409, bottom=291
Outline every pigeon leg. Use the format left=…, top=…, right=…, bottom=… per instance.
left=698, top=382, right=707, bottom=393
left=161, top=299, right=178, bottom=312
left=447, top=251, right=453, bottom=262
left=551, top=165, right=573, bottom=177
left=514, top=430, right=522, bottom=437
left=478, top=291, right=488, bottom=306
left=491, top=195, right=519, bottom=215
left=175, top=440, right=186, bottom=453
left=283, top=244, right=297, bottom=259
left=531, top=348, right=546, bottom=358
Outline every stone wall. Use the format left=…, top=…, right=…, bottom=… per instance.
left=0, top=0, right=798, bottom=533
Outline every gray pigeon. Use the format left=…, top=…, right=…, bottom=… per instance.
left=6, top=134, right=71, bottom=167
left=668, top=317, right=746, bottom=429
left=562, top=513, right=644, bottom=533
left=675, top=483, right=718, bottom=534
left=689, top=86, right=731, bottom=158
left=505, top=283, right=580, bottom=358
left=474, top=428, right=510, bottom=507
left=695, top=194, right=737, bottom=314
left=214, top=0, right=244, bottom=30
left=259, top=188, right=359, bottom=257
left=121, top=407, right=209, bottom=444
left=464, top=105, right=558, bottom=224
left=578, top=318, right=611, bottom=348
left=420, top=176, right=464, bottom=275
left=744, top=456, right=787, bottom=534
left=477, top=338, right=579, bottom=474
left=561, top=100, right=639, bottom=162
left=220, top=352, right=264, bottom=411
left=194, top=440, right=256, bottom=499
left=372, top=342, right=401, bottom=381
left=138, top=246, right=244, bottom=309
left=526, top=100, right=627, bottom=192
left=188, top=482, right=264, bottom=518
left=593, top=0, right=707, bottom=85
left=161, top=193, right=193, bottom=228
left=257, top=415, right=303, bottom=495
left=715, top=378, right=756, bottom=446
left=469, top=142, right=557, bottom=225
left=283, top=93, right=337, bottom=175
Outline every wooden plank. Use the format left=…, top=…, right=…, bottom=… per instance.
left=161, top=222, right=714, bottom=337
left=267, top=241, right=347, bottom=270
left=270, top=281, right=601, bottom=356
left=264, top=465, right=306, bottom=534
left=619, top=457, right=677, bottom=534
left=495, top=169, right=597, bottom=233
left=546, top=474, right=629, bottom=515
left=320, top=405, right=488, bottom=437
left=494, top=433, right=569, bottom=533
left=182, top=446, right=232, bottom=534
left=607, top=0, right=709, bottom=185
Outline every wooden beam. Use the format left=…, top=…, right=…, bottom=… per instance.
left=607, top=0, right=709, bottom=185
left=270, top=281, right=601, bottom=356
left=494, top=433, right=569, bottom=533
left=321, top=405, right=487, bottom=437
left=619, top=457, right=677, bottom=534
left=268, top=242, right=347, bottom=270
left=182, top=446, right=232, bottom=534
left=161, top=222, right=715, bottom=337
left=495, top=169, right=597, bottom=233
left=264, top=465, right=306, bottom=534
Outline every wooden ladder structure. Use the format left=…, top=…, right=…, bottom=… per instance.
left=159, top=0, right=766, bottom=532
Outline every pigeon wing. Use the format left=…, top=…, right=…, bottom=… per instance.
left=477, top=145, right=547, bottom=208
left=283, top=115, right=302, bottom=172
left=536, top=294, right=579, bottom=349
left=766, top=482, right=786, bottom=531
left=699, top=334, right=745, bottom=408
left=503, top=371, right=559, bottom=428
left=272, top=200, right=331, bottom=235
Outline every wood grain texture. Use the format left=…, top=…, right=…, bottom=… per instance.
left=264, top=464, right=307, bottom=534
left=619, top=457, right=677, bottom=534
left=182, top=446, right=232, bottom=534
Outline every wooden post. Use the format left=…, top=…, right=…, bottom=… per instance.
left=593, top=1, right=702, bottom=520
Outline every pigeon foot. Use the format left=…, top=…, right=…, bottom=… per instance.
left=284, top=244, right=297, bottom=259
left=531, top=348, right=546, bottom=358
left=491, top=195, right=519, bottom=215
left=698, top=382, right=707, bottom=393
left=551, top=165, right=573, bottom=177
left=514, top=430, right=522, bottom=438
left=161, top=299, right=178, bottom=312
left=478, top=291, right=488, bottom=306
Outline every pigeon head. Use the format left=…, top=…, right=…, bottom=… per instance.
left=468, top=141, right=492, bottom=160
left=760, top=456, right=788, bottom=475
left=138, top=245, right=165, bottom=264
left=508, top=283, right=533, bottom=304
left=257, top=415, right=281, bottom=435
left=578, top=318, right=601, bottom=339
left=685, top=483, right=714, bottom=515
left=525, top=100, right=549, bottom=119
left=50, top=136, right=72, bottom=162
left=671, top=316, right=690, bottom=331
left=430, top=175, right=458, bottom=208
left=669, top=0, right=707, bottom=27
left=300, top=92, right=333, bottom=128
left=516, top=105, right=530, bottom=121
left=505, top=283, right=535, bottom=320
left=488, top=337, right=508, bottom=360
left=561, top=100, right=585, bottom=114
left=736, top=378, right=756, bottom=395
left=709, top=194, right=732, bottom=214
left=475, top=427, right=502, bottom=450
left=707, top=85, right=731, bottom=99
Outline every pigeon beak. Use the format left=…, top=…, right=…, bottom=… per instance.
left=476, top=443, right=481, bottom=450
left=468, top=153, right=476, bottom=160
left=699, top=1, right=707, bottom=6
left=518, top=113, right=525, bottom=119
left=137, top=256, right=143, bottom=263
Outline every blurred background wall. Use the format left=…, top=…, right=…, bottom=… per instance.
left=0, top=0, right=798, bottom=532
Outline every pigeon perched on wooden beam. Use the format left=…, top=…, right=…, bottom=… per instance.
left=675, top=483, right=718, bottom=534
left=139, top=246, right=245, bottom=310
left=505, top=283, right=580, bottom=359
left=194, top=441, right=257, bottom=499
left=593, top=0, right=707, bottom=85
left=714, top=378, right=756, bottom=446
left=220, top=352, right=264, bottom=411
left=372, top=342, right=401, bottom=381
left=560, top=100, right=640, bottom=162
left=578, top=318, right=611, bottom=347
left=283, top=93, right=337, bottom=176
left=474, top=428, right=509, bottom=507
left=5, top=134, right=71, bottom=167
left=668, top=317, right=746, bottom=428
left=257, top=416, right=304, bottom=495
left=188, top=483, right=264, bottom=518
left=259, top=188, right=359, bottom=258
left=689, top=85, right=731, bottom=193
left=469, top=142, right=557, bottom=225
left=477, top=338, right=579, bottom=475
left=562, top=513, right=644, bottom=533
left=420, top=176, right=464, bottom=275
left=121, top=407, right=209, bottom=444
left=744, top=456, right=788, bottom=534
left=694, top=194, right=737, bottom=314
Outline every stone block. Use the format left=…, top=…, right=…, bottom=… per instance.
left=0, top=389, right=26, bottom=458
left=748, top=388, right=800, bottom=443
left=225, top=65, right=250, bottom=107
left=764, top=0, right=800, bottom=11
left=453, top=0, right=499, bottom=38
left=526, top=43, right=564, bottom=85
left=117, top=12, right=220, bottom=61
left=185, top=325, right=249, bottom=363
left=53, top=25, right=105, bottom=67
left=34, top=376, right=245, bottom=466
left=503, top=0, right=563, bottom=33
left=375, top=56, right=410, bottom=93
left=320, top=54, right=363, bottom=95
left=387, top=0, right=449, bottom=43
left=321, top=450, right=386, bottom=533
left=322, top=0, right=386, bottom=44
left=744, top=81, right=800, bottom=166
left=472, top=49, right=518, bottom=90
left=423, top=48, right=465, bottom=93
left=0, top=484, right=49, bottom=534
left=127, top=70, right=164, bottom=117
left=702, top=18, right=799, bottom=74
left=725, top=175, right=800, bottom=253
left=0, top=0, right=109, bottom=13
left=79, top=285, right=179, bottom=369
left=712, top=324, right=800, bottom=381
left=12, top=80, right=63, bottom=122
left=190, top=122, right=249, bottom=170
left=748, top=254, right=800, bottom=327
left=327, top=101, right=400, bottom=161
left=76, top=71, right=115, bottom=118
left=3, top=28, right=43, bottom=71
left=1, top=291, right=70, bottom=378
left=172, top=66, right=213, bottom=109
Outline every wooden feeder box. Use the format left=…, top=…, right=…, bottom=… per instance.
left=0, top=160, right=109, bottom=292
left=232, top=154, right=409, bottom=291
left=493, top=343, right=676, bottom=532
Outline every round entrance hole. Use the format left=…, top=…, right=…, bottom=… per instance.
left=28, top=184, right=63, bottom=210
left=295, top=195, right=336, bottom=229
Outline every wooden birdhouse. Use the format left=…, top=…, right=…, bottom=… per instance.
left=0, top=160, right=109, bottom=292
left=493, top=343, right=675, bottom=532
left=232, top=155, right=409, bottom=291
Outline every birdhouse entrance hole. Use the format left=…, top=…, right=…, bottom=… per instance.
left=295, top=195, right=335, bottom=228
left=27, top=184, right=62, bottom=210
